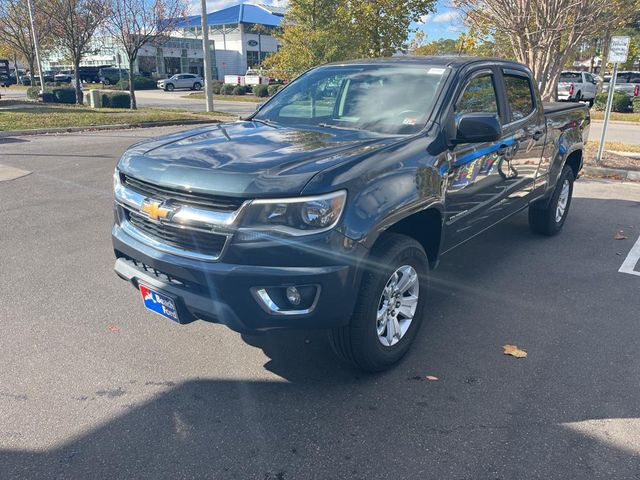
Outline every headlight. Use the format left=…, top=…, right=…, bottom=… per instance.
left=237, top=190, right=347, bottom=237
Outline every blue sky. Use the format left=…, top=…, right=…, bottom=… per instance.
left=191, top=0, right=465, bottom=41
left=414, top=1, right=467, bottom=41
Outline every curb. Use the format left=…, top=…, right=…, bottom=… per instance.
left=0, top=118, right=223, bottom=138
left=610, top=150, right=640, bottom=160
left=582, top=165, right=640, bottom=181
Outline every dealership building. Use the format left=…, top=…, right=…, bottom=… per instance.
left=41, top=3, right=283, bottom=80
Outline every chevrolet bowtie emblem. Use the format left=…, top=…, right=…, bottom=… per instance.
left=141, top=200, right=173, bottom=221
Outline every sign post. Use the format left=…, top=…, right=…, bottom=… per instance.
left=596, top=36, right=630, bottom=164
left=200, top=0, right=214, bottom=113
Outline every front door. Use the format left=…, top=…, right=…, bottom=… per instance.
left=443, top=68, right=511, bottom=250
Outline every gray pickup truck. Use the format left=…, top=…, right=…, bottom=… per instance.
left=112, top=57, right=590, bottom=370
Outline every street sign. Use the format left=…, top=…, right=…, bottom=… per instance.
left=608, top=36, right=630, bottom=64
left=596, top=36, right=632, bottom=164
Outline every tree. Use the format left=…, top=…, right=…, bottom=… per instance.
left=0, top=0, right=50, bottom=86
left=42, top=0, right=108, bottom=104
left=264, top=0, right=437, bottom=80
left=105, top=0, right=188, bottom=110
left=452, top=0, right=639, bottom=100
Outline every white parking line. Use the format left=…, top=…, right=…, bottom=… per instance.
left=619, top=235, right=640, bottom=277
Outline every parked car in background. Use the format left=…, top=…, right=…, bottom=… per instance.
left=54, top=70, right=74, bottom=83
left=0, top=59, right=10, bottom=87
left=157, top=73, right=203, bottom=91
left=602, top=71, right=640, bottom=98
left=19, top=71, right=55, bottom=86
left=78, top=66, right=110, bottom=83
left=557, top=71, right=597, bottom=105
left=99, top=67, right=129, bottom=85
left=244, top=68, right=270, bottom=86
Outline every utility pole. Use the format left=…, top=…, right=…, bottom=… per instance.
left=26, top=0, right=46, bottom=93
left=200, top=0, right=214, bottom=112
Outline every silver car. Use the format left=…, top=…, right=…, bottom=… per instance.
left=602, top=71, right=640, bottom=98
left=157, top=73, right=204, bottom=92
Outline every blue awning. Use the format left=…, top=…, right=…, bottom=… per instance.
left=174, top=3, right=284, bottom=29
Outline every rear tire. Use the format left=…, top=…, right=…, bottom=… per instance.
left=329, top=233, right=429, bottom=371
left=193, top=82, right=202, bottom=91
left=529, top=165, right=575, bottom=236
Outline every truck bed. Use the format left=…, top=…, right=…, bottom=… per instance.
left=543, top=101, right=586, bottom=115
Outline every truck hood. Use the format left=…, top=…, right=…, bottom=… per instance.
left=118, top=121, right=395, bottom=197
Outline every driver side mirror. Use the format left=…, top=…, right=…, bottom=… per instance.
left=452, top=113, right=502, bottom=145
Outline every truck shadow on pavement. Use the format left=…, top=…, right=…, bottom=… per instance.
left=2, top=197, right=640, bottom=479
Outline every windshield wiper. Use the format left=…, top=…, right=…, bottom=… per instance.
left=251, top=117, right=279, bottom=127
left=317, top=122, right=364, bottom=132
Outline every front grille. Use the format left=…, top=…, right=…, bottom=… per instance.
left=127, top=210, right=227, bottom=257
left=122, top=173, right=245, bottom=211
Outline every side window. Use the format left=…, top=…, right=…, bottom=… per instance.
left=504, top=74, right=534, bottom=122
left=456, top=74, right=498, bottom=116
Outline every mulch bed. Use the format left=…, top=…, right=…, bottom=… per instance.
left=584, top=143, right=640, bottom=172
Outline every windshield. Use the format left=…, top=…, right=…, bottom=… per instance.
left=560, top=72, right=581, bottom=82
left=254, top=64, right=448, bottom=135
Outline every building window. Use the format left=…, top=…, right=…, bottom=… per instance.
left=247, top=50, right=261, bottom=68
left=138, top=56, right=157, bottom=77
left=164, top=57, right=181, bottom=75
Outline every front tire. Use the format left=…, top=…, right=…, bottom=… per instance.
left=329, top=233, right=429, bottom=371
left=529, top=164, right=575, bottom=236
left=165, top=83, right=174, bottom=92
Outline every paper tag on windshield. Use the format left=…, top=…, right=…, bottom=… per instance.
left=428, top=68, right=446, bottom=75
left=402, top=117, right=417, bottom=125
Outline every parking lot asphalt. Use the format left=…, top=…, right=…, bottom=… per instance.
left=1, top=128, right=639, bottom=480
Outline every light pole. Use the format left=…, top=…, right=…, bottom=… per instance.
left=200, top=0, right=214, bottom=112
left=26, top=0, right=46, bottom=93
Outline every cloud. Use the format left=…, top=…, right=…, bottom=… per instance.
left=419, top=10, right=460, bottom=24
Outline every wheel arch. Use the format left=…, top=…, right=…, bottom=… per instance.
left=376, top=206, right=444, bottom=270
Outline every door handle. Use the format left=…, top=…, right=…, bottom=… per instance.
left=531, top=130, right=544, bottom=141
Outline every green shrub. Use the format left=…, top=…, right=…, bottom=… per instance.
left=594, top=91, right=632, bottom=112
left=27, top=86, right=75, bottom=103
left=267, top=84, right=281, bottom=96
left=101, top=91, right=131, bottom=108
left=220, top=83, right=235, bottom=95
left=633, top=96, right=640, bottom=114
left=232, top=86, right=246, bottom=96
left=26, top=86, right=41, bottom=99
left=252, top=84, right=269, bottom=97
left=51, top=87, right=76, bottom=104
left=115, top=76, right=156, bottom=90
left=212, top=82, right=222, bottom=94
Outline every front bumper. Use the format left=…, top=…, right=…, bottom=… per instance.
left=112, top=220, right=367, bottom=333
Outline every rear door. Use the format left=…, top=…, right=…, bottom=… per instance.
left=495, top=68, right=546, bottom=215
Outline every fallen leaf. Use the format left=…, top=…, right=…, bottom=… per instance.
left=425, top=375, right=439, bottom=381
left=503, top=344, right=527, bottom=358
left=107, top=325, right=120, bottom=333
left=614, top=231, right=627, bottom=240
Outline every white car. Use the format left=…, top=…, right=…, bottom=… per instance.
left=602, top=71, right=640, bottom=98
left=157, top=73, right=203, bottom=92
left=557, top=71, right=597, bottom=105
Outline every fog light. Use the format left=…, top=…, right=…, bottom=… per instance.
left=286, top=286, right=301, bottom=306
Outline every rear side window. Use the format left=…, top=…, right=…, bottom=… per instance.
left=559, top=72, right=581, bottom=82
left=504, top=74, right=534, bottom=122
left=456, top=74, right=498, bottom=116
